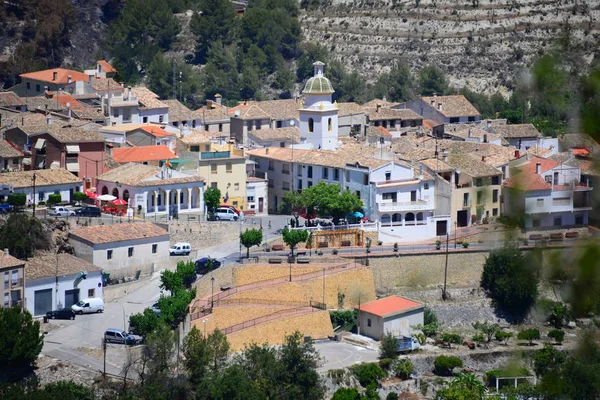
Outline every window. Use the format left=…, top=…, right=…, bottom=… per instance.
left=553, top=172, right=559, bottom=185
left=113, top=108, right=119, bottom=118
left=204, top=124, right=209, bottom=131
left=322, top=168, right=329, bottom=179
left=268, top=161, right=274, bottom=171
left=363, top=173, right=369, bottom=185
left=280, top=142, right=285, bottom=148
left=255, top=120, right=261, bottom=130
left=449, top=117, right=459, bottom=123
left=545, top=175, right=552, bottom=183
left=247, top=196, right=255, bottom=202
left=276, top=121, right=282, bottom=128
left=268, top=179, right=274, bottom=188
left=247, top=121, right=253, bottom=131
left=4, top=272, right=8, bottom=290
left=554, top=216, right=562, bottom=226
left=308, top=118, right=314, bottom=133
left=355, top=190, right=361, bottom=198
left=211, top=164, right=217, bottom=174
left=211, top=182, right=218, bottom=189
left=493, top=189, right=498, bottom=203
left=128, top=247, right=134, bottom=257
left=26, top=82, right=30, bottom=90
left=385, top=172, right=391, bottom=181
left=307, top=181, right=313, bottom=188
left=328, top=118, right=332, bottom=132
left=297, top=180, right=302, bottom=190
left=334, top=168, right=340, bottom=181
left=226, top=162, right=232, bottom=173
left=234, top=183, right=239, bottom=191
left=424, top=182, right=429, bottom=190
left=38, top=191, right=44, bottom=201
left=232, top=201, right=238, bottom=207
left=537, top=198, right=544, bottom=207
left=493, top=208, right=498, bottom=216
left=143, top=116, right=148, bottom=123
left=553, top=197, right=570, bottom=206
left=190, top=145, right=200, bottom=152
left=282, top=182, right=290, bottom=191
left=307, top=166, right=313, bottom=178
left=463, top=193, right=469, bottom=207
left=532, top=218, right=541, bottom=227
left=36, top=84, right=40, bottom=92
left=475, top=178, right=483, bottom=187
left=88, top=289, right=95, bottom=298
left=4, top=293, right=8, bottom=307
left=107, top=250, right=113, bottom=260
left=383, top=192, right=396, bottom=201
left=411, top=190, right=417, bottom=202
left=491, top=176, right=500, bottom=185
left=152, top=244, right=158, bottom=254
left=218, top=124, right=223, bottom=132
left=297, top=166, right=302, bottom=177
left=468, top=116, right=476, bottom=122
left=390, top=119, right=396, bottom=128
left=367, top=318, right=372, bottom=327
left=282, top=163, right=290, bottom=174
left=159, top=115, right=164, bottom=123
left=575, top=214, right=584, bottom=225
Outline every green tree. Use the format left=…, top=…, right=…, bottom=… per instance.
left=434, top=355, right=463, bottom=376
left=177, top=260, right=197, bottom=288
left=278, top=331, right=324, bottom=399
left=240, top=228, right=263, bottom=258
left=282, top=228, right=309, bottom=256
left=481, top=246, right=540, bottom=321
left=128, top=308, right=161, bottom=337
left=7, top=193, right=26, bottom=208
left=147, top=53, right=202, bottom=104
left=379, top=332, right=398, bottom=360
left=419, top=64, right=449, bottom=96
left=142, top=322, right=176, bottom=380
left=394, top=358, right=414, bottom=380
left=495, top=330, right=513, bottom=345
left=301, top=181, right=363, bottom=224
left=350, top=362, right=386, bottom=387
left=156, top=288, right=195, bottom=326
left=0, top=214, right=51, bottom=259
left=206, top=329, right=230, bottom=374
left=0, top=307, right=44, bottom=380
left=332, top=387, right=361, bottom=400
left=517, top=328, right=540, bottom=346
left=435, top=373, right=486, bottom=400
left=159, top=269, right=183, bottom=294
left=72, top=191, right=88, bottom=204
left=534, top=343, right=566, bottom=377
left=472, top=321, right=500, bottom=343
left=182, top=326, right=211, bottom=384
left=548, top=329, right=565, bottom=345
left=297, top=42, right=330, bottom=81
left=190, top=0, right=237, bottom=64
left=441, top=332, right=463, bottom=348
left=47, top=194, right=61, bottom=205
left=204, top=187, right=222, bottom=216
left=39, top=381, right=94, bottom=400
left=569, top=242, right=600, bottom=317
left=371, top=61, right=416, bottom=102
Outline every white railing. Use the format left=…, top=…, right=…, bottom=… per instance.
left=378, top=200, right=430, bottom=212
left=291, top=222, right=377, bottom=232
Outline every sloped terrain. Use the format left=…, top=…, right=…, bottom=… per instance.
left=302, top=0, right=600, bottom=92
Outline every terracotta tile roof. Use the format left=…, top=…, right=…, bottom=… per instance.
left=31, top=124, right=105, bottom=143
left=180, top=131, right=211, bottom=145
left=100, top=123, right=169, bottom=133
left=139, top=125, right=173, bottom=138
left=25, top=253, right=101, bottom=280
left=248, top=127, right=299, bottom=142
left=504, top=157, right=559, bottom=191
left=0, top=252, right=24, bottom=269
left=559, top=133, right=600, bottom=154
left=491, top=123, right=541, bottom=139
left=97, top=162, right=205, bottom=187
left=25, top=96, right=66, bottom=112
left=0, top=168, right=81, bottom=188
left=113, top=145, right=177, bottom=163
left=525, top=147, right=553, bottom=158
left=70, top=222, right=169, bottom=245
left=361, top=98, right=401, bottom=108
left=421, top=95, right=480, bottom=118
left=92, top=78, right=121, bottom=91
left=447, top=153, right=502, bottom=178
left=365, top=107, right=422, bottom=121
left=162, top=100, right=193, bottom=122
left=0, top=91, right=25, bottom=107
left=131, top=87, right=167, bottom=110
left=419, top=157, right=454, bottom=172
left=195, top=107, right=230, bottom=122
left=366, top=126, right=391, bottom=137
left=20, top=68, right=90, bottom=85
left=336, top=102, right=363, bottom=117
left=423, top=119, right=443, bottom=129
left=446, top=125, right=504, bottom=143
left=0, top=139, right=23, bottom=158
left=232, top=99, right=299, bottom=121
left=356, top=296, right=423, bottom=317
left=97, top=60, right=116, bottom=73
left=71, top=107, right=104, bottom=121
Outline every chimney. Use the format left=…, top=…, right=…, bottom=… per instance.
left=468, top=128, right=472, bottom=138
left=438, top=103, right=443, bottom=111
left=430, top=99, right=435, bottom=106
left=265, top=147, right=269, bottom=154
left=3, top=248, right=8, bottom=256
left=215, top=94, right=222, bottom=105
left=67, top=75, right=72, bottom=84
left=52, top=71, right=57, bottom=81
left=483, top=134, right=488, bottom=143
left=376, top=103, right=382, bottom=112
left=46, top=116, right=52, bottom=125
left=487, top=119, right=492, bottom=132
left=514, top=150, right=520, bottom=158
left=443, top=149, right=449, bottom=162
left=536, top=162, right=541, bottom=174
left=481, top=155, right=486, bottom=162
left=127, top=86, right=132, bottom=100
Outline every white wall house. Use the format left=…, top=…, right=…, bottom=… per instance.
left=504, top=157, right=593, bottom=229
left=0, top=168, right=82, bottom=205
left=246, top=176, right=268, bottom=215
left=69, top=222, right=170, bottom=277
left=357, top=296, right=424, bottom=340
left=25, top=254, right=103, bottom=316
left=96, top=163, right=205, bottom=218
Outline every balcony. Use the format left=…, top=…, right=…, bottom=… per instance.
left=11, top=278, right=23, bottom=288
left=378, top=200, right=430, bottom=212
left=462, top=199, right=471, bottom=209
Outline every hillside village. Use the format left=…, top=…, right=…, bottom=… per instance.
left=0, top=57, right=599, bottom=399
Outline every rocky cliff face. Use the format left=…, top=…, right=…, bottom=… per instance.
left=301, top=0, right=600, bottom=93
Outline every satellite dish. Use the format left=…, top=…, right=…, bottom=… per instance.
left=290, top=120, right=295, bottom=126
left=66, top=102, right=71, bottom=108
left=234, top=110, right=241, bottom=117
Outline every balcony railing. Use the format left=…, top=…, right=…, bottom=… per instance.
left=378, top=200, right=430, bottom=212
left=11, top=278, right=23, bottom=288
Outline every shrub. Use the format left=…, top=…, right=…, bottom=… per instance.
left=332, top=387, right=361, bottom=400
left=434, top=355, right=463, bottom=376
left=435, top=240, right=442, bottom=249
left=349, top=363, right=386, bottom=387
left=462, top=241, right=470, bottom=248
left=441, top=332, right=463, bottom=348
left=393, top=243, right=399, bottom=252
left=72, top=191, right=88, bottom=203
left=415, top=333, right=426, bottom=345
left=379, top=358, right=394, bottom=370
left=386, top=393, right=399, bottom=400
left=548, top=329, right=565, bottom=344
left=517, top=328, right=540, bottom=346
left=38, top=201, right=46, bottom=206
left=472, top=333, right=485, bottom=347
left=8, top=193, right=26, bottom=208
left=394, top=358, right=414, bottom=380
left=329, top=310, right=356, bottom=331
left=47, top=194, right=61, bottom=205
left=332, top=248, right=338, bottom=255
left=129, top=308, right=161, bottom=337
left=533, top=343, right=566, bottom=376
left=495, top=330, right=513, bottom=345
left=424, top=307, right=438, bottom=325
left=380, top=332, right=399, bottom=360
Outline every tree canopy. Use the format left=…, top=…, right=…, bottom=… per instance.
left=0, top=307, right=44, bottom=380
left=240, top=228, right=263, bottom=258
left=282, top=228, right=309, bottom=256
left=0, top=214, right=51, bottom=259
left=204, top=187, right=222, bottom=212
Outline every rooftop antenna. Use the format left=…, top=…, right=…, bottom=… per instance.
left=172, top=61, right=176, bottom=100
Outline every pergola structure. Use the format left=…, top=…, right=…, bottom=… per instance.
left=309, top=229, right=365, bottom=248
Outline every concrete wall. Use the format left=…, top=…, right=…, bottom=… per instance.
left=338, top=113, right=365, bottom=137
left=199, top=157, right=247, bottom=210
left=25, top=271, right=103, bottom=316
left=140, top=108, right=168, bottom=124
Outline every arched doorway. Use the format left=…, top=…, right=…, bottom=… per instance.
left=123, top=190, right=130, bottom=202
left=381, top=214, right=391, bottom=226
left=392, top=213, right=402, bottom=225
left=405, top=212, right=415, bottom=225
left=101, top=186, right=108, bottom=195
left=112, top=187, right=119, bottom=198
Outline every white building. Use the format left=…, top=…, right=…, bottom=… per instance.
left=95, top=163, right=205, bottom=218
left=0, top=168, right=82, bottom=205
left=246, top=176, right=268, bottom=215
left=25, top=253, right=103, bottom=316
left=69, top=222, right=170, bottom=277
left=491, top=124, right=558, bottom=155
left=404, top=94, right=480, bottom=125
left=503, top=156, right=593, bottom=229
left=356, top=296, right=424, bottom=340
left=372, top=161, right=449, bottom=242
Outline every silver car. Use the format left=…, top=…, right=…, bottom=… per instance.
left=104, top=328, right=142, bottom=345
left=49, top=206, right=76, bottom=217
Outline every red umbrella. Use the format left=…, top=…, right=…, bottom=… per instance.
left=112, top=199, right=128, bottom=205
left=300, top=212, right=316, bottom=220
left=84, top=190, right=98, bottom=200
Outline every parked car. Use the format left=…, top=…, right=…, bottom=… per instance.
left=396, top=336, right=421, bottom=353
left=150, top=302, right=161, bottom=316
left=104, top=328, right=142, bottom=346
left=46, top=308, right=76, bottom=320
left=71, top=298, right=104, bottom=314
left=0, top=203, right=11, bottom=214
left=49, top=206, right=76, bottom=217
left=169, top=242, right=191, bottom=256
left=75, top=206, right=102, bottom=217
left=219, top=204, right=241, bottom=215
left=195, top=257, right=222, bottom=275
left=214, top=207, right=239, bottom=221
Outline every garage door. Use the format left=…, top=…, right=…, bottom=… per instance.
left=64, top=289, right=80, bottom=308
left=34, top=289, right=52, bottom=316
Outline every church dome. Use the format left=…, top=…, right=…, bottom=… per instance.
left=302, top=61, right=334, bottom=95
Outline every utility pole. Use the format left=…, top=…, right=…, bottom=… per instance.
left=322, top=267, right=325, bottom=308
left=31, top=173, right=36, bottom=216
left=103, top=336, right=107, bottom=378
left=172, top=62, right=176, bottom=100
left=443, top=233, right=449, bottom=300
left=357, top=293, right=361, bottom=335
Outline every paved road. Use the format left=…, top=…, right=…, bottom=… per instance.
left=314, top=341, right=379, bottom=372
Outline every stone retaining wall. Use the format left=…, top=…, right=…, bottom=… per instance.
left=193, top=305, right=296, bottom=334
left=169, top=221, right=240, bottom=248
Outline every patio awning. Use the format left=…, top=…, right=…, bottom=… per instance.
left=168, top=159, right=191, bottom=165
left=50, top=161, right=60, bottom=169
left=22, top=157, right=31, bottom=166
left=66, top=144, right=80, bottom=154
left=34, top=138, right=46, bottom=150
left=66, top=161, right=80, bottom=172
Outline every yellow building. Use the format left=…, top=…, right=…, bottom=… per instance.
left=197, top=150, right=247, bottom=211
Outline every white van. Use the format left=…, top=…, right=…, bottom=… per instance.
left=214, top=207, right=238, bottom=221
left=71, top=298, right=104, bottom=314
left=169, top=242, right=191, bottom=256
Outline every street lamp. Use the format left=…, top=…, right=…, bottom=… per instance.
left=211, top=277, right=215, bottom=309
left=454, top=221, right=457, bottom=249
left=289, top=260, right=292, bottom=282
left=202, top=318, right=208, bottom=337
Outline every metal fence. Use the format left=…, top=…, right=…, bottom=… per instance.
left=220, top=306, right=319, bottom=335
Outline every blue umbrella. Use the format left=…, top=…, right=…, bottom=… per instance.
left=348, top=211, right=364, bottom=218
